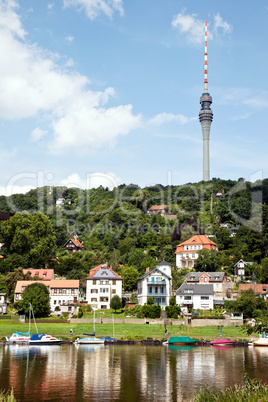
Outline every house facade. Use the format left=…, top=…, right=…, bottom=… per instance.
left=176, top=283, right=214, bottom=310
left=86, top=264, right=122, bottom=310
left=175, top=235, right=219, bottom=269
left=0, top=293, right=7, bottom=314
left=64, top=238, right=84, bottom=253
left=147, top=205, right=167, bottom=216
left=14, top=281, right=51, bottom=302
left=49, top=280, right=80, bottom=311
left=137, top=261, right=172, bottom=307
left=234, top=259, right=252, bottom=277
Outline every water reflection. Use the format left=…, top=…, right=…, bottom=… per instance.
left=0, top=344, right=268, bottom=401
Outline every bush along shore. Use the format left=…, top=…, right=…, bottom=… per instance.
left=193, top=374, right=268, bottom=402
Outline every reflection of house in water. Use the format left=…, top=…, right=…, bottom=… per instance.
left=82, top=345, right=121, bottom=400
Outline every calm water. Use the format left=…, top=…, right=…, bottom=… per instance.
left=0, top=344, right=268, bottom=401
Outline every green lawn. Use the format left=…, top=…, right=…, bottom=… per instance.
left=0, top=319, right=253, bottom=341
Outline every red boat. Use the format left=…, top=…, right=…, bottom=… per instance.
left=210, top=339, right=235, bottom=346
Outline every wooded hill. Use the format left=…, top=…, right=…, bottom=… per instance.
left=1, top=177, right=268, bottom=293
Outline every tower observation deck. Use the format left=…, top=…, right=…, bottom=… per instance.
left=199, top=21, right=213, bottom=182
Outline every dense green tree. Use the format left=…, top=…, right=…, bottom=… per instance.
left=259, top=258, right=268, bottom=283
left=232, top=289, right=267, bottom=318
left=1, top=212, right=56, bottom=267
left=146, top=296, right=154, bottom=305
left=14, top=282, right=50, bottom=318
left=0, top=275, right=7, bottom=293
left=118, top=266, right=139, bottom=291
left=110, top=295, right=122, bottom=312
left=194, top=249, right=220, bottom=272
left=5, top=267, right=32, bottom=297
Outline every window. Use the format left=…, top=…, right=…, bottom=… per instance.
left=201, top=296, right=209, bottom=300
left=54, top=300, right=56, bottom=304
left=91, top=298, right=97, bottom=302
left=91, top=289, right=98, bottom=294
left=204, top=277, right=207, bottom=282
left=100, top=280, right=103, bottom=284
left=185, top=289, right=193, bottom=293
left=93, top=280, right=96, bottom=285
left=54, top=289, right=57, bottom=294
left=101, top=305, right=107, bottom=309
left=63, top=289, right=66, bottom=294
left=71, top=289, right=74, bottom=294
left=149, top=287, right=152, bottom=294
left=112, top=289, right=116, bottom=294
left=112, top=280, right=116, bottom=285
left=184, top=296, right=192, bottom=300
left=155, top=287, right=158, bottom=294
left=105, top=281, right=109, bottom=284
left=59, top=289, right=62, bottom=294
left=192, top=254, right=195, bottom=258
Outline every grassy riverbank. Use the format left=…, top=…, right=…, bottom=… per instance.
left=0, top=319, right=253, bottom=340
left=194, top=375, right=268, bottom=402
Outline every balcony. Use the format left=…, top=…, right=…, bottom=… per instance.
left=148, top=291, right=166, bottom=297
left=147, top=281, right=166, bottom=285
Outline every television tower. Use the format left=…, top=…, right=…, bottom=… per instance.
left=199, top=21, right=213, bottom=182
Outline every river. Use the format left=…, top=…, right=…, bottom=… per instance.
left=0, top=344, right=268, bottom=401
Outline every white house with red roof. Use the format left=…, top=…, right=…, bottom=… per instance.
left=86, top=264, right=122, bottom=310
left=147, top=205, right=167, bottom=216
left=0, top=293, right=7, bottom=314
left=14, top=279, right=80, bottom=312
left=175, top=235, right=218, bottom=269
left=64, top=238, right=84, bottom=253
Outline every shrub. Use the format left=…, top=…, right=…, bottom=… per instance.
left=142, top=305, right=161, bottom=319
left=165, top=306, right=181, bottom=319
left=78, top=307, right=83, bottom=318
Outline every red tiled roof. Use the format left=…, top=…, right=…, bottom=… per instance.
left=66, top=238, right=84, bottom=248
left=50, top=279, right=79, bottom=289
left=239, top=284, right=268, bottom=295
left=23, top=268, right=54, bottom=280
left=15, top=281, right=51, bottom=294
left=148, top=205, right=167, bottom=211
left=175, top=235, right=218, bottom=254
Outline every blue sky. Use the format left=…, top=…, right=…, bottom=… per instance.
left=0, top=0, right=267, bottom=195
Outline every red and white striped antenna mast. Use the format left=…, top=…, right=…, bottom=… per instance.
left=204, top=20, right=208, bottom=93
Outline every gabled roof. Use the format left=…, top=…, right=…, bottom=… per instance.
left=177, top=235, right=217, bottom=247
left=148, top=205, right=167, bottom=211
left=234, top=259, right=253, bottom=267
left=87, top=264, right=122, bottom=280
left=176, top=283, right=214, bottom=296
left=65, top=238, right=84, bottom=248
left=156, top=260, right=172, bottom=267
left=15, top=281, right=51, bottom=293
left=186, top=272, right=225, bottom=282
left=138, top=267, right=172, bottom=281
left=23, top=268, right=54, bottom=281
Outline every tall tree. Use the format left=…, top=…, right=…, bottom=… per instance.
left=14, top=282, right=50, bottom=318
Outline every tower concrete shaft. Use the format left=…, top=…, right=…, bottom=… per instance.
left=199, top=21, right=213, bottom=182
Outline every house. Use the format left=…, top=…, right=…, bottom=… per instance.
left=64, top=238, right=84, bottom=253
left=238, top=284, right=268, bottom=300
left=0, top=293, right=7, bottom=314
left=56, top=197, right=72, bottom=207
left=175, top=235, right=219, bottom=269
left=50, top=280, right=80, bottom=312
left=14, top=281, right=51, bottom=302
left=215, top=190, right=225, bottom=198
left=185, top=271, right=227, bottom=292
left=234, top=259, right=252, bottom=277
left=22, top=268, right=54, bottom=281
left=147, top=205, right=167, bottom=216
left=176, top=283, right=214, bottom=310
left=137, top=261, right=173, bottom=307
left=86, top=264, right=122, bottom=310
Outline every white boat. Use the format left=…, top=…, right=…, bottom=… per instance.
left=6, top=331, right=30, bottom=344
left=75, top=309, right=104, bottom=345
left=253, top=338, right=268, bottom=347
left=29, top=333, right=61, bottom=345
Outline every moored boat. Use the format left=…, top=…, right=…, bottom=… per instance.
left=6, top=331, right=30, bottom=344
left=29, top=333, right=61, bottom=345
left=164, top=336, right=198, bottom=346
left=252, top=338, right=268, bottom=347
left=75, top=336, right=105, bottom=345
left=210, top=339, right=235, bottom=346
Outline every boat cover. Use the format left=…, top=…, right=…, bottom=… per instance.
left=30, top=333, right=45, bottom=340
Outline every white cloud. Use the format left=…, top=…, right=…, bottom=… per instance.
left=0, top=0, right=141, bottom=153
left=30, top=127, right=48, bottom=142
left=0, top=184, right=35, bottom=196
left=65, top=35, right=74, bottom=42
left=213, top=13, right=232, bottom=35
left=171, top=11, right=232, bottom=44
left=48, top=3, right=54, bottom=10
left=148, top=112, right=196, bottom=125
left=214, top=87, right=268, bottom=109
left=63, top=0, right=124, bottom=20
